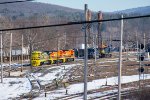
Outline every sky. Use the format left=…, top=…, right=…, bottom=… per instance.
left=36, top=0, right=150, bottom=12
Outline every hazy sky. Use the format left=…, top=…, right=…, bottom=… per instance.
left=36, top=0, right=150, bottom=12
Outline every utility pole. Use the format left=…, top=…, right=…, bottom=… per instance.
left=126, top=34, right=129, bottom=60
left=57, top=33, right=59, bottom=66
left=94, top=28, right=97, bottom=63
left=0, top=33, right=3, bottom=83
left=9, top=33, right=12, bottom=76
left=84, top=4, right=88, bottom=100
left=97, top=11, right=103, bottom=48
left=21, top=33, right=23, bottom=72
left=118, top=15, right=123, bottom=100
left=29, top=42, right=32, bottom=70
left=136, top=32, right=138, bottom=59
left=57, top=37, right=58, bottom=66
left=64, top=32, right=66, bottom=49
left=109, top=33, right=112, bottom=50
left=144, top=33, right=145, bottom=51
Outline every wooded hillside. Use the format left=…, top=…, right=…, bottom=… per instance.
left=0, top=1, right=150, bottom=52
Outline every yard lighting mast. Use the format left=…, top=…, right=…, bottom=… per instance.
left=83, top=4, right=88, bottom=100
left=118, top=15, right=123, bottom=100
left=0, top=33, right=3, bottom=83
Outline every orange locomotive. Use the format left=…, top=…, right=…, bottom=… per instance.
left=62, top=49, right=75, bottom=62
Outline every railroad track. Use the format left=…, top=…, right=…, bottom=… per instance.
left=56, top=86, right=138, bottom=100
left=89, top=89, right=138, bottom=100
left=12, top=74, right=42, bottom=99
left=55, top=92, right=83, bottom=100
left=26, top=74, right=41, bottom=98
left=55, top=88, right=107, bottom=100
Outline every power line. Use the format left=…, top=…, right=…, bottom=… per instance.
left=0, top=0, right=34, bottom=4
left=0, top=14, right=150, bottom=32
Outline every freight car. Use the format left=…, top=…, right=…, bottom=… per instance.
left=74, top=47, right=111, bottom=59
left=74, top=48, right=100, bottom=59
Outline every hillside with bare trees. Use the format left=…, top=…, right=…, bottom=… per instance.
left=0, top=1, right=150, bottom=52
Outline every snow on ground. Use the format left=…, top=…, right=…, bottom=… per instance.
left=0, top=78, right=31, bottom=100
left=10, top=71, right=28, bottom=76
left=144, top=58, right=150, bottom=61
left=1, top=61, right=150, bottom=99
left=0, top=62, right=30, bottom=68
left=99, top=58, right=119, bottom=63
left=32, top=64, right=81, bottom=85
left=0, top=63, right=81, bottom=99
left=34, top=74, right=150, bottom=100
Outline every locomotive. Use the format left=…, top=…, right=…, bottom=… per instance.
left=31, top=51, right=49, bottom=67
left=31, top=49, right=75, bottom=67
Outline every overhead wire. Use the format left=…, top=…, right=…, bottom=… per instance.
left=0, top=0, right=34, bottom=4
